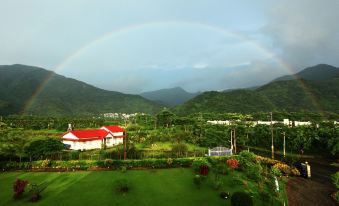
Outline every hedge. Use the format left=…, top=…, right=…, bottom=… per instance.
left=0, top=157, right=201, bottom=171
left=0, top=156, right=241, bottom=171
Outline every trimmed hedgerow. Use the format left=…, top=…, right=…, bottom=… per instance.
left=0, top=157, right=196, bottom=171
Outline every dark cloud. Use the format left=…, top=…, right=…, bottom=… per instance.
left=263, top=0, right=339, bottom=71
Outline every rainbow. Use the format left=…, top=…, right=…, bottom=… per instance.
left=22, top=21, right=323, bottom=114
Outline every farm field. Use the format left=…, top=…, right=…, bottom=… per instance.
left=0, top=168, right=287, bottom=206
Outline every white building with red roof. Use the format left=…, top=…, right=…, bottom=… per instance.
left=62, top=125, right=126, bottom=150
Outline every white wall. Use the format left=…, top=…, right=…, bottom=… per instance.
left=63, top=139, right=103, bottom=150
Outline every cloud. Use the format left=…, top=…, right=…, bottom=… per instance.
left=262, top=0, right=339, bottom=70
left=192, top=63, right=208, bottom=69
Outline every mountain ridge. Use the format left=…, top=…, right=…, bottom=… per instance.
left=0, top=64, right=161, bottom=116
left=174, top=64, right=339, bottom=115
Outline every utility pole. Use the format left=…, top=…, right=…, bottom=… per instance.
left=124, top=118, right=127, bottom=160
left=270, top=112, right=274, bottom=159
left=234, top=128, right=237, bottom=154
left=283, top=131, right=286, bottom=158
left=230, top=129, right=233, bottom=154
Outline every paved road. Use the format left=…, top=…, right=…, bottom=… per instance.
left=286, top=159, right=337, bottom=206
left=243, top=148, right=338, bottom=206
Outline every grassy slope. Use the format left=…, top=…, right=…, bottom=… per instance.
left=0, top=169, right=287, bottom=206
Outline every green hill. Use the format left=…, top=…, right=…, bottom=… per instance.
left=0, top=64, right=161, bottom=116
left=175, top=65, right=339, bottom=115
left=140, top=87, right=199, bottom=106
left=273, top=64, right=339, bottom=81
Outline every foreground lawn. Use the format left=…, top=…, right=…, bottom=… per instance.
left=0, top=168, right=287, bottom=206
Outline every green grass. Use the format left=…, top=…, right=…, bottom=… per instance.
left=0, top=169, right=288, bottom=206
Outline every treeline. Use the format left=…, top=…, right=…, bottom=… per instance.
left=0, top=116, right=105, bottom=130
left=0, top=111, right=338, bottom=162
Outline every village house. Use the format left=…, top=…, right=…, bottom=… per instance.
left=62, top=125, right=125, bottom=150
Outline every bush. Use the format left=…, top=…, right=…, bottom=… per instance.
left=291, top=167, right=301, bottom=176
left=246, top=163, right=263, bottom=181
left=29, top=182, right=48, bottom=202
left=214, top=162, right=229, bottom=175
left=193, top=175, right=203, bottom=189
left=13, top=179, right=28, bottom=199
left=171, top=143, right=188, bottom=156
left=115, top=179, right=130, bottom=194
left=120, top=166, right=127, bottom=173
left=226, top=159, right=239, bottom=170
left=256, top=156, right=279, bottom=166
left=192, top=158, right=211, bottom=173
left=272, top=163, right=291, bottom=175
left=238, top=151, right=256, bottom=171
left=231, top=192, right=253, bottom=206
left=271, top=167, right=282, bottom=177
left=332, top=172, right=339, bottom=189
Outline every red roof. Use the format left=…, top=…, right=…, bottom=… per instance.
left=63, top=129, right=109, bottom=141
left=102, top=126, right=125, bottom=133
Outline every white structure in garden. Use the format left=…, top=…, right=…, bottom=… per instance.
left=62, top=125, right=125, bottom=150
left=208, top=147, right=232, bottom=156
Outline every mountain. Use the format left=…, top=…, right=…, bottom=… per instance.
left=140, top=87, right=199, bottom=106
left=174, top=64, right=339, bottom=115
left=0, top=64, right=161, bottom=116
left=274, top=64, right=339, bottom=81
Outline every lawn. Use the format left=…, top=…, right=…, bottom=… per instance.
left=0, top=168, right=288, bottom=206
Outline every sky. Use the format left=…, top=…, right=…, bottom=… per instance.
left=1, top=0, right=339, bottom=94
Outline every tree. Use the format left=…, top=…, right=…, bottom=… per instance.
left=156, top=109, right=176, bottom=128
left=25, top=138, right=64, bottom=160
left=0, top=129, right=28, bottom=161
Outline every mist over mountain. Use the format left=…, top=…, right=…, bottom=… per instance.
left=140, top=87, right=199, bottom=106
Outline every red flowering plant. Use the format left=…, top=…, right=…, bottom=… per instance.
left=13, top=179, right=29, bottom=199
left=226, top=159, right=239, bottom=170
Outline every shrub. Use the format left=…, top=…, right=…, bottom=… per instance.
left=41, top=159, right=51, bottom=168
left=193, top=175, right=203, bottom=189
left=256, top=156, right=279, bottom=166
left=226, top=159, right=239, bottom=170
left=231, top=192, right=253, bottom=206
left=271, top=167, right=282, bottom=177
left=192, top=158, right=211, bottom=173
left=291, top=167, right=301, bottom=176
left=200, top=165, right=209, bottom=175
left=120, top=166, right=127, bottom=173
left=332, top=172, right=339, bottom=189
left=115, top=179, right=130, bottom=194
left=13, top=179, right=28, bottom=199
left=239, top=151, right=256, bottom=162
left=246, top=163, right=263, bottom=181
left=29, top=182, right=48, bottom=202
left=273, top=163, right=291, bottom=175
left=171, top=143, right=188, bottom=156
left=167, top=158, right=173, bottom=167
left=214, top=162, right=229, bottom=175
left=238, top=151, right=256, bottom=171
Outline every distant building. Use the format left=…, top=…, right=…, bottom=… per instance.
left=62, top=125, right=126, bottom=150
